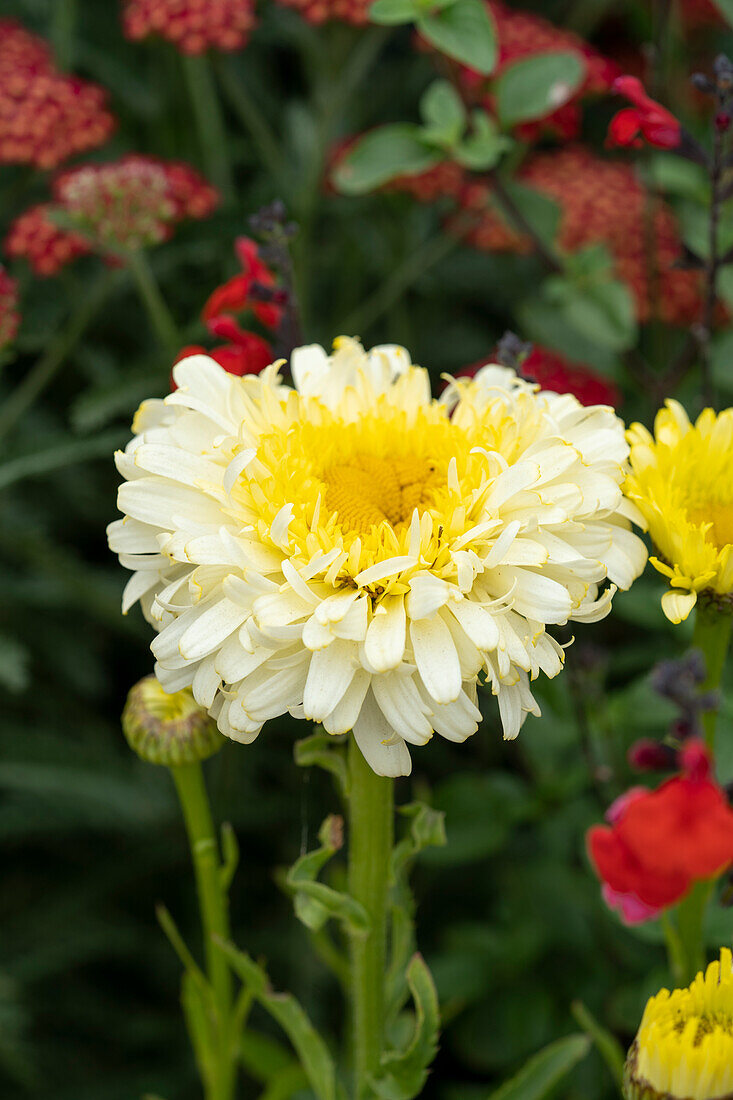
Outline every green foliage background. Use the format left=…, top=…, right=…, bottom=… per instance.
left=1, top=1, right=733, bottom=1098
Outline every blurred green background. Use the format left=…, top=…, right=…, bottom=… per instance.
left=2, top=1, right=733, bottom=1098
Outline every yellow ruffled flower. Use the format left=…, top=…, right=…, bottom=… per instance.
left=626, top=401, right=733, bottom=623
left=624, top=949, right=733, bottom=1100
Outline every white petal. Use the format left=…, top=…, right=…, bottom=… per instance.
left=303, top=640, right=357, bottom=722
left=352, top=691, right=412, bottom=777
left=410, top=615, right=462, bottom=704
left=364, top=596, right=406, bottom=672
left=179, top=598, right=248, bottom=661
left=661, top=589, right=697, bottom=624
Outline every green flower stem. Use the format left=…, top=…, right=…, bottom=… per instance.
left=171, top=762, right=235, bottom=1100
left=127, top=251, right=181, bottom=354
left=182, top=54, right=234, bottom=202
left=0, top=269, right=121, bottom=448
left=214, top=57, right=286, bottom=182
left=692, top=600, right=733, bottom=750
left=51, top=0, right=77, bottom=69
left=672, top=880, right=713, bottom=987
left=347, top=738, right=394, bottom=1100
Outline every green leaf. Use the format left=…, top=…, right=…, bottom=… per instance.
left=643, top=154, right=709, bottom=202
left=486, top=1034, right=591, bottom=1100
left=258, top=1063, right=310, bottom=1100
left=417, top=0, right=497, bottom=76
left=495, top=52, right=585, bottom=128
left=240, top=1031, right=301, bottom=1081
left=219, top=822, right=239, bottom=893
left=332, top=125, right=440, bottom=195
left=294, top=731, right=349, bottom=797
left=419, top=80, right=466, bottom=148
left=0, top=429, right=126, bottom=492
left=181, top=973, right=217, bottom=1091
left=712, top=0, right=733, bottom=25
left=562, top=279, right=638, bottom=352
left=372, top=955, right=440, bottom=1100
left=219, top=940, right=337, bottom=1100
left=286, top=815, right=369, bottom=934
left=570, top=1001, right=625, bottom=1088
left=0, top=634, right=30, bottom=693
left=501, top=182, right=561, bottom=250
left=454, top=111, right=512, bottom=170
left=369, top=0, right=422, bottom=24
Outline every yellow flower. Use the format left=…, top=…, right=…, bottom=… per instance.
left=626, top=401, right=733, bottom=623
left=625, top=949, right=733, bottom=1100
left=109, top=338, right=646, bottom=776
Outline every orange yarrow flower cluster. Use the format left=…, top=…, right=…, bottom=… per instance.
left=456, top=1, right=619, bottom=141
left=0, top=266, right=20, bottom=351
left=122, top=0, right=256, bottom=54
left=0, top=18, right=114, bottom=169
left=456, top=146, right=704, bottom=326
left=276, top=0, right=370, bottom=27
left=5, top=156, right=218, bottom=276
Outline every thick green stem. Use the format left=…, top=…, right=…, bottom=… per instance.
left=127, top=251, right=180, bottom=353
left=347, top=738, right=394, bottom=1100
left=692, top=600, right=732, bottom=750
left=0, top=270, right=121, bottom=448
left=171, top=762, right=234, bottom=1100
left=673, top=880, right=713, bottom=987
left=182, top=54, right=234, bottom=202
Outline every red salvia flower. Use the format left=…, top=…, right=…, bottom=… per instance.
left=171, top=332, right=273, bottom=389
left=0, top=19, right=114, bottom=170
left=121, top=0, right=256, bottom=54
left=587, top=740, right=733, bottom=924
left=0, top=266, right=20, bottom=351
left=457, top=345, right=619, bottom=407
left=454, top=146, right=705, bottom=326
left=607, top=75, right=681, bottom=150
left=4, top=204, right=91, bottom=277
left=202, top=237, right=282, bottom=329
left=452, top=2, right=619, bottom=142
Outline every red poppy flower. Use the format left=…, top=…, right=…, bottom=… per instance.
left=607, top=75, right=681, bottom=150
left=587, top=740, right=733, bottom=924
left=202, top=237, right=281, bottom=330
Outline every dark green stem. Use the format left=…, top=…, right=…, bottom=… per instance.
left=127, top=251, right=180, bottom=353
left=182, top=54, right=234, bottom=202
left=347, top=738, right=393, bottom=1100
left=692, top=600, right=732, bottom=750
left=214, top=57, right=286, bottom=181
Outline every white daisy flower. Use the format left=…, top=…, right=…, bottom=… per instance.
left=108, top=337, right=647, bottom=776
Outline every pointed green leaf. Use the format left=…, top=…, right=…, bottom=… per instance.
left=419, top=80, right=466, bottom=147
left=418, top=0, right=497, bottom=75
left=454, top=111, right=512, bottom=170
left=372, top=954, right=440, bottom=1100
left=286, top=815, right=369, bottom=934
left=570, top=1001, right=625, bottom=1088
left=240, top=1031, right=297, bottom=1082
left=333, top=125, right=440, bottom=195
left=181, top=972, right=217, bottom=1091
left=486, top=1034, right=591, bottom=1100
left=496, top=52, right=585, bottom=128
left=219, top=940, right=337, bottom=1100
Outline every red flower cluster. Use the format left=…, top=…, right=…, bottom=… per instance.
left=5, top=157, right=218, bottom=275
left=607, top=76, right=681, bottom=150
left=0, top=19, right=114, bottom=170
left=458, top=344, right=619, bottom=407
left=276, top=0, right=370, bottom=26
left=0, top=266, right=20, bottom=351
left=4, top=204, right=91, bottom=277
left=588, top=741, right=733, bottom=924
left=53, top=155, right=219, bottom=252
left=121, top=0, right=256, bottom=54
left=173, top=237, right=280, bottom=385
left=456, top=146, right=704, bottom=325
left=457, top=1, right=619, bottom=142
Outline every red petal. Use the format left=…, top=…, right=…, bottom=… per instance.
left=607, top=108, right=643, bottom=147
left=201, top=275, right=252, bottom=321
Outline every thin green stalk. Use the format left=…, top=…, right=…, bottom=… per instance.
left=171, top=762, right=235, bottom=1100
left=347, top=738, right=393, bottom=1100
left=215, top=57, right=285, bottom=181
left=182, top=54, right=234, bottom=201
left=673, top=880, right=713, bottom=987
left=51, top=0, right=77, bottom=69
left=692, top=600, right=733, bottom=750
left=0, top=270, right=121, bottom=447
left=127, top=251, right=180, bottom=353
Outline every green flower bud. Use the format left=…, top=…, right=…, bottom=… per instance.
left=122, top=675, right=224, bottom=766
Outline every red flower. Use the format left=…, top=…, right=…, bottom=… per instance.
left=607, top=76, right=681, bottom=150
left=122, top=0, right=256, bottom=54
left=0, top=265, right=20, bottom=351
left=457, top=345, right=619, bottom=407
left=4, top=203, right=91, bottom=277
left=202, top=237, right=281, bottom=330
left=171, top=329, right=272, bottom=389
left=0, top=19, right=114, bottom=170
left=587, top=741, right=733, bottom=924
left=274, top=0, right=370, bottom=26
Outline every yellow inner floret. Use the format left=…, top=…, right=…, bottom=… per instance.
left=139, top=677, right=199, bottom=722
left=322, top=454, right=441, bottom=535
left=687, top=498, right=733, bottom=551
left=634, top=948, right=733, bottom=1100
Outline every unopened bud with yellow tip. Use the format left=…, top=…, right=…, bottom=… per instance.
left=624, top=948, right=733, bottom=1100
left=122, top=675, right=224, bottom=766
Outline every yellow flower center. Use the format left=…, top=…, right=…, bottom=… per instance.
left=635, top=949, right=733, bottom=1100
left=322, top=454, right=440, bottom=535
left=687, top=499, right=733, bottom=551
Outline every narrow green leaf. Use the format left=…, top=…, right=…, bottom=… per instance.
left=332, top=125, right=440, bottom=195
left=372, top=954, right=440, bottom=1100
left=496, top=52, right=585, bottom=127
left=0, top=429, right=125, bottom=492
left=417, top=0, right=497, bottom=76
left=155, top=905, right=210, bottom=1000
left=219, top=939, right=337, bottom=1100
left=257, top=1063, right=310, bottom=1100
left=570, top=1001, right=625, bottom=1088
left=219, top=822, right=239, bottom=894
left=369, top=0, right=421, bottom=24
left=486, top=1034, right=591, bottom=1100
left=286, top=815, right=369, bottom=934
left=181, top=972, right=217, bottom=1090
left=240, top=1030, right=298, bottom=1082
